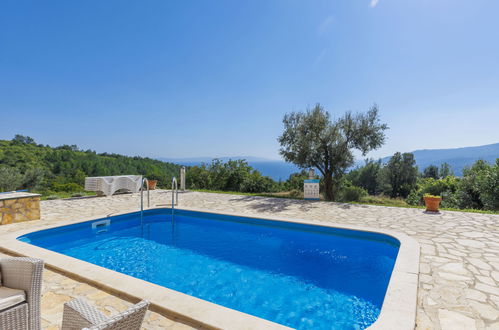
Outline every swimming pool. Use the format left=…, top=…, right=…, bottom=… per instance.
left=18, top=208, right=400, bottom=329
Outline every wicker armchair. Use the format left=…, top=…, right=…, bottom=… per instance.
left=61, top=298, right=149, bottom=330
left=0, top=257, right=44, bottom=330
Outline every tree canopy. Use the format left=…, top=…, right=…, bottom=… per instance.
left=186, top=159, right=276, bottom=193
left=439, top=163, right=453, bottom=178
left=278, top=104, right=388, bottom=200
left=379, top=152, right=418, bottom=198
left=347, top=159, right=382, bottom=195
left=423, top=165, right=439, bottom=179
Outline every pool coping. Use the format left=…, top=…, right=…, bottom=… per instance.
left=0, top=206, right=420, bottom=330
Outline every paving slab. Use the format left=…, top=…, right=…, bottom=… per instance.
left=0, top=190, right=498, bottom=329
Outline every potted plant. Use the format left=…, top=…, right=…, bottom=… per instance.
left=423, top=194, right=441, bottom=212
left=147, top=180, right=158, bottom=190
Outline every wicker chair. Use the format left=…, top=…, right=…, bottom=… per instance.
left=61, top=298, right=149, bottom=330
left=0, top=257, right=44, bottom=330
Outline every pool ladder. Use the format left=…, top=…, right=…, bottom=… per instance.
left=171, top=177, right=178, bottom=229
left=140, top=177, right=150, bottom=230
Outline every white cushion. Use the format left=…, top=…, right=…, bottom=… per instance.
left=0, top=286, right=26, bottom=311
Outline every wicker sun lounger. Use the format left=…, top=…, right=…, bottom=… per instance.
left=84, top=175, right=142, bottom=197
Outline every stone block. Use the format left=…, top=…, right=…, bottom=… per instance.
left=0, top=193, right=41, bottom=225
left=4, top=199, right=16, bottom=206
left=14, top=211, right=29, bottom=222
left=2, top=213, right=13, bottom=224
left=28, top=209, right=40, bottom=220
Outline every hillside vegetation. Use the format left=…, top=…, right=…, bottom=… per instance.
left=0, top=135, right=181, bottom=196
left=1, top=135, right=497, bottom=212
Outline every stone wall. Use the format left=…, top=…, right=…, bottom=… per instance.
left=0, top=194, right=41, bottom=225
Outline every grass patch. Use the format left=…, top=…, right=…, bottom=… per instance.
left=436, top=207, right=498, bottom=215
left=37, top=191, right=96, bottom=200
left=359, top=195, right=411, bottom=207
left=347, top=195, right=498, bottom=214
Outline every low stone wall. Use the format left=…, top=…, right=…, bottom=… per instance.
left=0, top=192, right=41, bottom=225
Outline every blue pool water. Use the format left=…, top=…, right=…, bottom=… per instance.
left=19, top=209, right=399, bottom=329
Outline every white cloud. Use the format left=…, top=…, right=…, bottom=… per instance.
left=317, top=16, right=334, bottom=35
left=370, top=0, right=379, bottom=7
left=314, top=49, right=327, bottom=65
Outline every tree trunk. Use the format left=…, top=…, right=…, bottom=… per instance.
left=324, top=172, right=334, bottom=201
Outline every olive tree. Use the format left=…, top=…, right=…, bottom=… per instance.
left=0, top=166, right=23, bottom=192
left=278, top=104, right=388, bottom=201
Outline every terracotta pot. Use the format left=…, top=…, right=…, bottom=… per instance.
left=147, top=180, right=158, bottom=190
left=424, top=196, right=441, bottom=212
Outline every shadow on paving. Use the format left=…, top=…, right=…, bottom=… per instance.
left=228, top=195, right=369, bottom=213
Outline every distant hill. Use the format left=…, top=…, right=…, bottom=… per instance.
left=379, top=143, right=499, bottom=176
left=161, top=142, right=499, bottom=180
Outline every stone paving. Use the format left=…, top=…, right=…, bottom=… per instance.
left=0, top=250, right=194, bottom=330
left=0, top=190, right=498, bottom=329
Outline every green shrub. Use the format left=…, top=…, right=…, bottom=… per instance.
left=406, top=190, right=421, bottom=205
left=458, top=159, right=499, bottom=210
left=45, top=195, right=59, bottom=200
left=52, top=182, right=82, bottom=192
left=340, top=186, right=367, bottom=202
left=285, top=171, right=310, bottom=191
left=347, top=160, right=382, bottom=195
left=440, top=193, right=460, bottom=209
left=22, top=167, right=46, bottom=190
left=0, top=166, right=23, bottom=192
left=245, top=173, right=276, bottom=193
left=476, top=160, right=499, bottom=210
left=407, top=176, right=459, bottom=207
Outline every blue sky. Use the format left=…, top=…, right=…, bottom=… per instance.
left=1, top=0, right=498, bottom=160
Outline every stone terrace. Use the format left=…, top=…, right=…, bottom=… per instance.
left=0, top=190, right=498, bottom=329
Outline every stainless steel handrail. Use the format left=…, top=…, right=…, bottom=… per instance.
left=140, top=177, right=150, bottom=230
left=172, top=177, right=178, bottom=208
left=141, top=177, right=150, bottom=209
left=171, top=177, right=178, bottom=231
